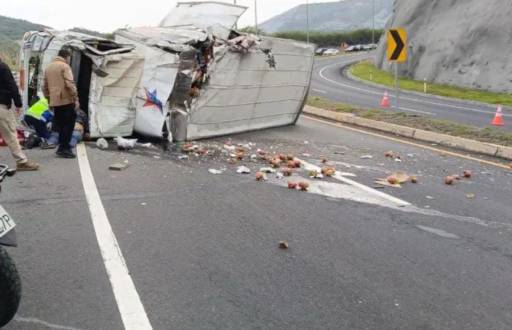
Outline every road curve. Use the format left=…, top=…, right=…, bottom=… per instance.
left=310, top=54, right=512, bottom=132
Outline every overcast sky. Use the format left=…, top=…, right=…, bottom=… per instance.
left=3, top=0, right=340, bottom=33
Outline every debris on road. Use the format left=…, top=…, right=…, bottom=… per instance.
left=321, top=157, right=328, bottom=163
left=178, top=155, right=189, bottom=160
left=466, top=193, right=476, bottom=199
left=444, top=176, right=455, bottom=185
left=109, top=163, right=129, bottom=171
left=260, top=167, right=276, bottom=174
left=463, top=170, right=472, bottom=178
left=96, top=138, right=109, bottom=150
left=208, top=169, right=224, bottom=175
left=288, top=182, right=298, bottom=189
left=308, top=170, right=323, bottom=179
left=426, top=196, right=435, bottom=200
left=279, top=241, right=289, bottom=249
left=321, top=166, right=336, bottom=177
left=375, top=172, right=410, bottom=188
left=138, top=142, right=154, bottom=148
left=360, top=155, right=373, bottom=159
left=411, top=176, right=418, bottom=184
left=387, top=175, right=399, bottom=185
left=270, top=158, right=282, bottom=168
left=298, top=182, right=310, bottom=191
left=237, top=166, right=251, bottom=174
left=115, top=137, right=138, bottom=150
left=255, top=172, right=268, bottom=181
left=282, top=169, right=293, bottom=177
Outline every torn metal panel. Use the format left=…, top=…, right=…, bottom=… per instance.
left=160, top=1, right=247, bottom=31
left=115, top=33, right=180, bottom=138
left=185, top=37, right=315, bottom=140
left=89, top=54, right=144, bottom=137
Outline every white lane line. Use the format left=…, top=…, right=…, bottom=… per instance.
left=297, top=158, right=411, bottom=208
left=318, top=62, right=512, bottom=117
left=312, top=88, right=327, bottom=94
left=76, top=144, right=152, bottom=330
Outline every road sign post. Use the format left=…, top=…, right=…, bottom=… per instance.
left=387, top=28, right=407, bottom=111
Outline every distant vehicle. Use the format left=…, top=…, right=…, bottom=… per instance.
left=345, top=45, right=357, bottom=52
left=363, top=44, right=378, bottom=51
left=322, top=48, right=340, bottom=56
left=315, top=48, right=328, bottom=55
left=345, top=44, right=377, bottom=52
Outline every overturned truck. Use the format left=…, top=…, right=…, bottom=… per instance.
left=19, top=1, right=314, bottom=141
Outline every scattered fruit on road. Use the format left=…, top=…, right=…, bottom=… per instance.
left=298, top=182, right=310, bottom=191
left=279, top=241, right=289, bottom=249
left=444, top=176, right=455, bottom=185
left=255, top=172, right=267, bottom=181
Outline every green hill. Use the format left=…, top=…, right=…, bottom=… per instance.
left=0, top=15, right=47, bottom=68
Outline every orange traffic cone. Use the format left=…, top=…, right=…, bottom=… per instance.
left=380, top=91, right=390, bottom=108
left=491, top=105, right=505, bottom=126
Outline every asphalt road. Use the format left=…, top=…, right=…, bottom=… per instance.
left=2, top=117, right=512, bottom=329
left=311, top=54, right=512, bottom=131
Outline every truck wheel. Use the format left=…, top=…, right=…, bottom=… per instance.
left=0, top=246, right=21, bottom=327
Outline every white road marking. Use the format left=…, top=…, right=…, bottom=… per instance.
left=76, top=144, right=152, bottom=330
left=318, top=62, right=512, bottom=118
left=416, top=225, right=460, bottom=239
left=298, top=158, right=411, bottom=208
left=312, top=88, right=327, bottom=94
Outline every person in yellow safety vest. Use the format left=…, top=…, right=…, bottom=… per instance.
left=24, top=97, right=56, bottom=149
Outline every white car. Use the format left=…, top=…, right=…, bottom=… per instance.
left=323, top=49, right=340, bottom=56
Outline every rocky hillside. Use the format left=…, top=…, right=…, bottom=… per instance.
left=260, top=0, right=393, bottom=33
left=376, top=0, right=512, bottom=93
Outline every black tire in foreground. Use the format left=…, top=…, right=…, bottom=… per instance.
left=0, top=246, right=21, bottom=327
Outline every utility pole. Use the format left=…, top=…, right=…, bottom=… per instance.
left=306, top=0, right=310, bottom=44
left=254, top=0, right=259, bottom=35
left=234, top=0, right=238, bottom=30
left=372, top=0, right=375, bottom=45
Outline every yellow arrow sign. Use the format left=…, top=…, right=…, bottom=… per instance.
left=387, top=28, right=407, bottom=63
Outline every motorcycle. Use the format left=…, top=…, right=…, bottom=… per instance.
left=0, top=164, right=21, bottom=327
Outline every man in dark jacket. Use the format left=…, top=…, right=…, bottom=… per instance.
left=0, top=57, right=39, bottom=171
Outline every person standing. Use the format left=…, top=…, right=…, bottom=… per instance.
left=0, top=57, right=39, bottom=171
left=43, top=48, right=79, bottom=159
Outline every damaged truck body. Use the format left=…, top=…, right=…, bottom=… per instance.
left=19, top=1, right=315, bottom=141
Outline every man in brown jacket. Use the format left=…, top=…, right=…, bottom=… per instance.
left=43, top=48, right=79, bottom=159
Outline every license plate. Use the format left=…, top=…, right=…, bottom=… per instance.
left=0, top=205, right=16, bottom=238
